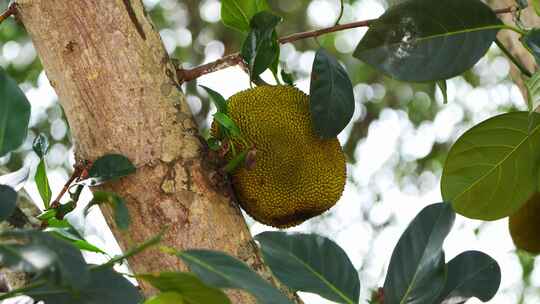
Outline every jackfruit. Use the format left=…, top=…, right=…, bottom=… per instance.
left=212, top=85, right=346, bottom=228
left=509, top=192, right=540, bottom=254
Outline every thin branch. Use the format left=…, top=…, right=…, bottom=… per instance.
left=177, top=53, right=244, bottom=83
left=493, top=6, right=517, bottom=14
left=49, top=160, right=90, bottom=209
left=176, top=5, right=520, bottom=83
left=0, top=3, right=16, bottom=25
left=495, top=38, right=532, bottom=78
left=176, top=19, right=373, bottom=83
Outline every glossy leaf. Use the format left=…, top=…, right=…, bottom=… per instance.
left=177, top=249, right=293, bottom=304
left=439, top=251, right=501, bottom=304
left=383, top=203, right=455, bottom=304
left=0, top=166, right=30, bottom=191
left=32, top=133, right=49, bottom=158
left=213, top=112, right=241, bottom=138
left=1, top=230, right=90, bottom=289
left=86, top=154, right=136, bottom=186
left=525, top=70, right=540, bottom=112
left=145, top=292, right=185, bottom=304
left=30, top=266, right=142, bottom=304
left=241, top=12, right=282, bottom=78
left=281, top=70, right=295, bottom=86
left=138, top=272, right=231, bottom=304
left=256, top=232, right=360, bottom=304
left=46, top=227, right=107, bottom=254
left=523, top=29, right=540, bottom=67
left=0, top=185, right=17, bottom=222
left=0, top=69, right=31, bottom=157
left=0, top=243, right=56, bottom=273
left=200, top=85, right=228, bottom=114
left=441, top=112, right=540, bottom=220
left=223, top=149, right=249, bottom=173
left=310, top=48, right=355, bottom=139
left=89, top=191, right=130, bottom=230
left=221, top=0, right=270, bottom=32
left=35, top=159, right=52, bottom=208
left=354, top=0, right=502, bottom=82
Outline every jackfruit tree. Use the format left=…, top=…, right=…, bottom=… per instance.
left=0, top=0, right=538, bottom=304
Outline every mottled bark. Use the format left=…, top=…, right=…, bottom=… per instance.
left=13, top=0, right=299, bottom=302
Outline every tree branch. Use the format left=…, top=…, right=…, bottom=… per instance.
left=176, top=5, right=521, bottom=84
left=0, top=2, right=17, bottom=24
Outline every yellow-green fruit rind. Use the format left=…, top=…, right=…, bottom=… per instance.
left=509, top=192, right=540, bottom=254
left=220, top=85, right=346, bottom=228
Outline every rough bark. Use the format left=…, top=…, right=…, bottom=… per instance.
left=14, top=1, right=299, bottom=302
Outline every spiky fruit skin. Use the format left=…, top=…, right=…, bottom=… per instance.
left=216, top=85, right=346, bottom=228
left=509, top=192, right=540, bottom=254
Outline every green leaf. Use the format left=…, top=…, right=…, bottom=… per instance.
left=0, top=185, right=17, bottom=222
left=30, top=266, right=142, bottom=304
left=241, top=12, right=282, bottom=79
left=0, top=68, right=31, bottom=157
left=310, top=48, right=355, bottom=139
left=522, top=29, right=540, bottom=66
left=221, top=0, right=270, bottom=32
left=525, top=70, right=540, bottom=112
left=45, top=227, right=107, bottom=255
left=438, top=251, right=501, bottom=304
left=200, top=85, right=228, bottom=114
left=145, top=292, right=185, bottom=304
left=85, top=154, right=136, bottom=186
left=441, top=112, right=540, bottom=220
left=353, top=0, right=502, bottom=82
left=255, top=232, right=360, bottom=304
left=207, top=137, right=221, bottom=151
left=517, top=0, right=529, bottom=9
left=89, top=191, right=130, bottom=230
left=35, top=159, right=52, bottom=208
left=281, top=70, right=295, bottom=86
left=32, top=133, right=49, bottom=158
left=437, top=80, right=448, bottom=104
left=0, top=243, right=56, bottom=273
left=532, top=0, right=540, bottom=16
left=1, top=230, right=90, bottom=289
left=176, top=249, right=293, bottom=304
left=138, top=272, right=231, bottom=304
left=383, top=203, right=455, bottom=304
left=223, top=149, right=249, bottom=173
left=213, top=112, right=241, bottom=138
left=0, top=166, right=30, bottom=191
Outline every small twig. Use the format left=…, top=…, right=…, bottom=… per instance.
left=335, top=0, right=345, bottom=26
left=49, top=160, right=90, bottom=209
left=177, top=53, right=244, bottom=83
left=493, top=6, right=517, bottom=15
left=0, top=2, right=16, bottom=25
left=176, top=5, right=520, bottom=83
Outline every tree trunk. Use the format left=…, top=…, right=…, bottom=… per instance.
left=14, top=1, right=297, bottom=302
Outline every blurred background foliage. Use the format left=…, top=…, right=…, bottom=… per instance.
left=0, top=0, right=537, bottom=303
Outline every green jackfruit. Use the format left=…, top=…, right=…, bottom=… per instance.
left=213, top=85, right=346, bottom=228
left=509, top=192, right=540, bottom=254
